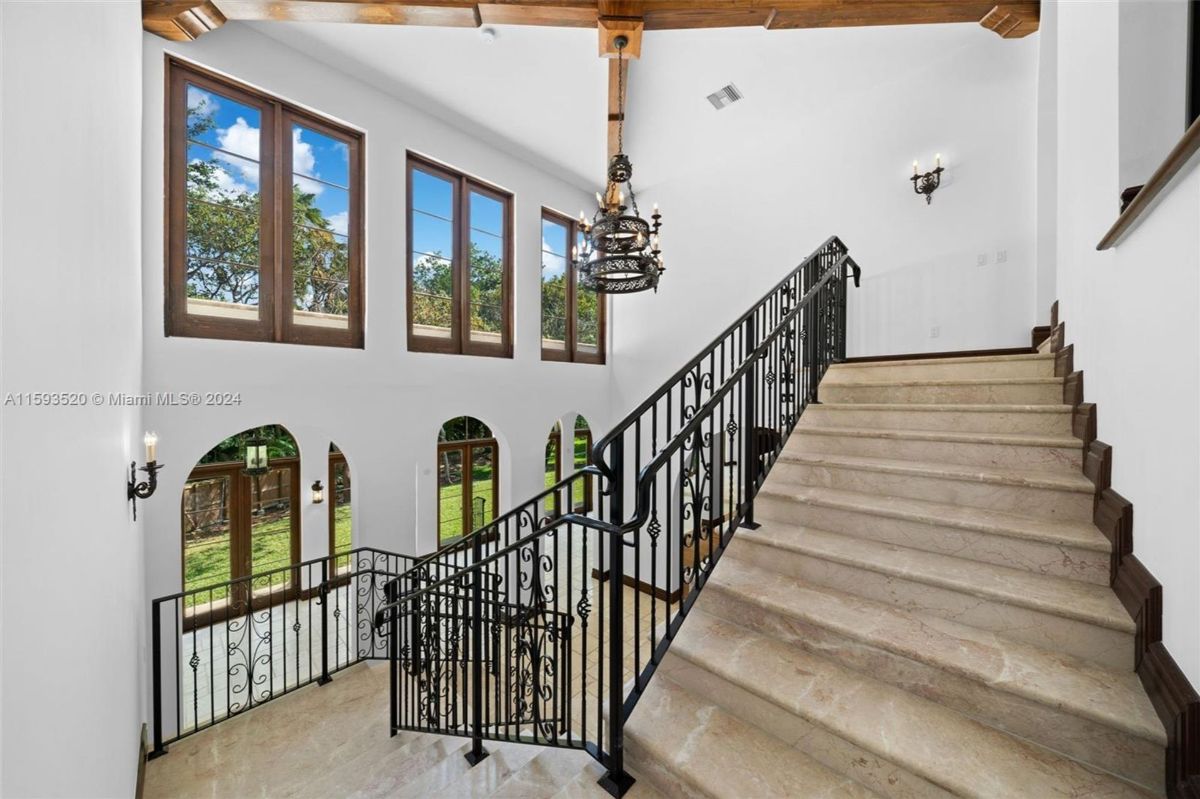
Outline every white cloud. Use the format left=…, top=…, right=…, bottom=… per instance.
left=292, top=127, right=317, bottom=178
left=186, top=85, right=219, bottom=116
left=327, top=211, right=349, bottom=237
left=215, top=117, right=261, bottom=186
left=190, top=159, right=253, bottom=201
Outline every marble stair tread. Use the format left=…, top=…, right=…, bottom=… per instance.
left=624, top=674, right=880, bottom=799
left=737, top=523, right=1133, bottom=632
left=829, top=352, right=1052, bottom=370
left=488, top=747, right=605, bottom=798
left=776, top=450, right=1097, bottom=493
left=814, top=402, right=1073, bottom=414
left=706, top=554, right=1162, bottom=744
left=822, top=376, right=1065, bottom=389
left=756, top=484, right=1110, bottom=552
left=670, top=609, right=1157, bottom=798
left=788, top=424, right=1082, bottom=449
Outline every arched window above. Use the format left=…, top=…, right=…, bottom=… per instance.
left=181, top=424, right=300, bottom=627
left=437, top=416, right=498, bottom=547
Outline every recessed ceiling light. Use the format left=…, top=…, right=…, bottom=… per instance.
left=706, top=83, right=743, bottom=110
left=480, top=27, right=497, bottom=44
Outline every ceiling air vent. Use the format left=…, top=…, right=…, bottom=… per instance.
left=706, top=83, right=743, bottom=110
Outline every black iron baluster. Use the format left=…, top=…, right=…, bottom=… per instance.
left=742, top=313, right=759, bottom=528
left=599, top=436, right=634, bottom=797
left=467, top=525, right=488, bottom=764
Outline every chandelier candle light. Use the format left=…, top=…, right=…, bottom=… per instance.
left=911, top=153, right=944, bottom=204
left=575, top=34, right=664, bottom=294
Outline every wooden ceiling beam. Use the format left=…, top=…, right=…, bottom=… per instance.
left=144, top=0, right=1039, bottom=40
left=598, top=16, right=643, bottom=58
left=606, top=56, right=629, bottom=160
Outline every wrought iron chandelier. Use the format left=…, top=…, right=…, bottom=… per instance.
left=575, top=35, right=664, bottom=294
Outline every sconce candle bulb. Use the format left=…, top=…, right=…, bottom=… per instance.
left=144, top=431, right=158, bottom=463
left=311, top=480, right=325, bottom=504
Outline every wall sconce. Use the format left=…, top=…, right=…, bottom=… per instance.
left=128, top=432, right=163, bottom=521
left=911, top=154, right=944, bottom=204
left=243, top=435, right=270, bottom=476
left=311, top=480, right=325, bottom=504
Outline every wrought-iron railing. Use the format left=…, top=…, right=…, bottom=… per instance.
left=373, top=236, right=861, bottom=796
left=147, top=546, right=415, bottom=757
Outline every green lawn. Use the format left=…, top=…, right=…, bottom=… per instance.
left=184, top=504, right=353, bottom=606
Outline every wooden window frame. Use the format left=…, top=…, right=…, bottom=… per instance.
left=181, top=457, right=301, bottom=631
left=407, top=152, right=513, bottom=358
left=165, top=57, right=365, bottom=349
left=437, top=437, right=501, bottom=548
left=541, top=208, right=606, bottom=364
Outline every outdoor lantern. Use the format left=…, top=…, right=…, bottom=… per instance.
left=243, top=435, right=270, bottom=476
left=311, top=480, right=325, bottom=504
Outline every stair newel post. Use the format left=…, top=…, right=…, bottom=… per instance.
left=149, top=599, right=167, bottom=759
left=742, top=312, right=760, bottom=529
left=465, top=530, right=489, bottom=766
left=385, top=577, right=399, bottom=736
left=317, top=559, right=332, bottom=685
left=836, top=260, right=848, bottom=363
left=599, top=436, right=636, bottom=797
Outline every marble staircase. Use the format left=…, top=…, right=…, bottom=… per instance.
left=623, top=352, right=1168, bottom=798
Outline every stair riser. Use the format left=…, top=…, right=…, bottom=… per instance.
left=771, top=460, right=1095, bottom=523
left=622, top=738, right=707, bottom=799
left=826, top=359, right=1055, bottom=383
left=801, top=407, right=1075, bottom=436
left=657, top=651, right=951, bottom=799
left=730, top=538, right=1133, bottom=670
left=787, top=432, right=1083, bottom=471
left=702, top=586, right=1160, bottom=791
left=820, top=382, right=1064, bottom=405
left=754, top=493, right=1111, bottom=586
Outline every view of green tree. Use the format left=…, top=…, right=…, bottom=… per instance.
left=412, top=243, right=504, bottom=332
left=198, top=425, right=298, bottom=465
left=185, top=96, right=348, bottom=317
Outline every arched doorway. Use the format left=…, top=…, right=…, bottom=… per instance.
left=437, top=416, right=499, bottom=547
left=572, top=415, right=594, bottom=512
left=180, top=425, right=299, bottom=625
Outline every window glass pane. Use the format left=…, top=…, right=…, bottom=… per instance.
left=542, top=218, right=569, bottom=349
left=291, top=124, right=351, bottom=330
left=183, top=475, right=233, bottom=610
left=439, top=448, right=464, bottom=545
left=184, top=130, right=260, bottom=321
left=576, top=286, right=600, bottom=355
left=470, top=444, right=496, bottom=531
left=412, top=170, right=456, bottom=338
left=185, top=83, right=263, bottom=322
left=333, top=458, right=350, bottom=568
left=249, top=468, right=294, bottom=593
left=468, top=191, right=505, bottom=343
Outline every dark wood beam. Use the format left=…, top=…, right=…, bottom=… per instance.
left=607, top=56, right=628, bottom=160
left=144, top=1, right=1039, bottom=40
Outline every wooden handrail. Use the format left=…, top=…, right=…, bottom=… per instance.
left=1097, top=115, right=1200, bottom=250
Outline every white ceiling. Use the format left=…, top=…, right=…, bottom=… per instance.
left=248, top=20, right=609, bottom=188
left=249, top=20, right=1017, bottom=191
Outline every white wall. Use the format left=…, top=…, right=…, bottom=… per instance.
left=0, top=2, right=146, bottom=796
left=1118, top=0, right=1190, bottom=192
left=1049, top=0, right=1200, bottom=686
left=612, top=24, right=1039, bottom=408
left=140, top=24, right=612, bottom=610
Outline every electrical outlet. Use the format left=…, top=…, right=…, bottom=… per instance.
left=977, top=253, right=988, bottom=266
left=930, top=326, right=940, bottom=339
left=996, top=249, right=1008, bottom=264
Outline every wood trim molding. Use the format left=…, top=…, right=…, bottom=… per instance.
left=1098, top=115, right=1200, bottom=250
left=1040, top=303, right=1200, bottom=797
left=592, top=566, right=683, bottom=603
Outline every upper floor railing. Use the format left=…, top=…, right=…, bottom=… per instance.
left=373, top=235, right=861, bottom=797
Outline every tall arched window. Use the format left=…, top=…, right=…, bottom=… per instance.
left=181, top=424, right=299, bottom=626
left=438, top=416, right=499, bottom=547
left=329, top=443, right=351, bottom=571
